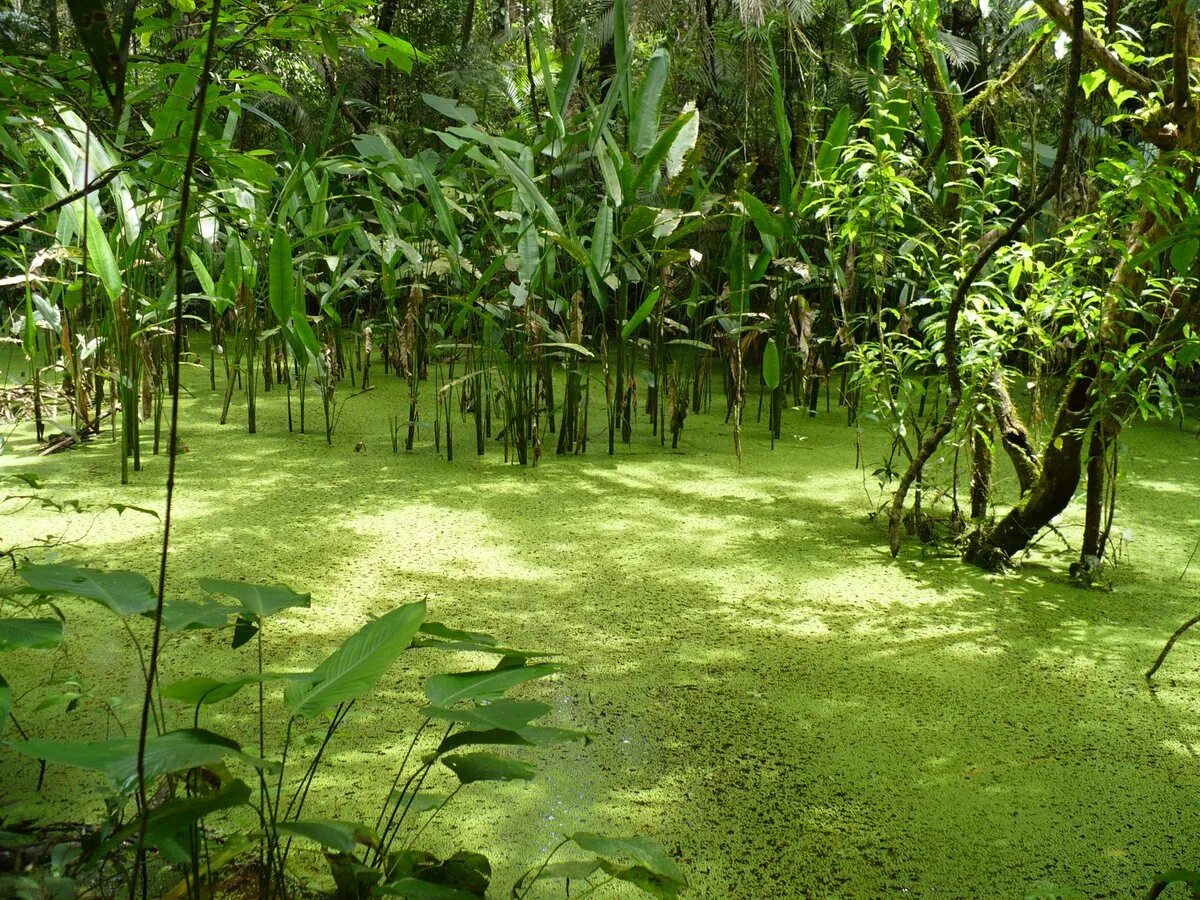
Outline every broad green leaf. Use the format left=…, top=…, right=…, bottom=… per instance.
left=441, top=752, right=535, bottom=785
left=285, top=602, right=426, bottom=717
left=815, top=105, right=851, bottom=180
left=557, top=24, right=588, bottom=121
left=630, top=112, right=695, bottom=196
left=631, top=49, right=670, bottom=157
left=489, top=146, right=562, bottom=231
left=0, top=618, right=64, bottom=650
left=436, top=725, right=586, bottom=755
left=664, top=102, right=699, bottom=181
left=187, top=249, right=216, bottom=297
left=161, top=599, right=230, bottom=632
left=595, top=136, right=624, bottom=208
left=273, top=820, right=377, bottom=853
left=763, top=338, right=781, bottom=390
left=1171, top=237, right=1199, bottom=275
left=97, top=779, right=251, bottom=858
left=416, top=157, right=460, bottom=269
left=424, top=661, right=558, bottom=707
left=622, top=287, right=663, bottom=340
left=20, top=564, right=156, bottom=618
left=376, top=878, right=477, bottom=898
left=421, top=94, right=477, bottom=126
left=80, top=203, right=122, bottom=302
left=269, top=227, right=294, bottom=324
left=571, top=833, right=685, bottom=887
left=162, top=672, right=307, bottom=706
left=199, top=578, right=310, bottom=619
left=423, top=699, right=550, bottom=731
left=13, top=728, right=247, bottom=793
left=591, top=203, right=614, bottom=275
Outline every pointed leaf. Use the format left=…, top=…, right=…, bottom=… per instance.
left=0, top=618, right=64, bottom=650
left=13, top=728, right=246, bottom=793
left=763, top=338, right=781, bottom=390
left=269, top=227, right=294, bottom=324
left=20, top=564, right=156, bottom=618
left=199, top=578, right=310, bottom=619
left=424, top=661, right=558, bottom=707
left=285, top=602, right=426, bottom=717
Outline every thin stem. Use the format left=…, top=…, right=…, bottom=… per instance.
left=130, top=3, right=224, bottom=895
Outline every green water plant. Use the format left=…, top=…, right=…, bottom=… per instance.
left=0, top=563, right=685, bottom=899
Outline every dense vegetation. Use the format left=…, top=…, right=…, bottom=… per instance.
left=1, top=0, right=1200, bottom=896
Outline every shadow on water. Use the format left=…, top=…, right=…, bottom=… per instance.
left=2, top=358, right=1200, bottom=895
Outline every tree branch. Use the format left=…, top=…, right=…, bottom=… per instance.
left=0, top=149, right=152, bottom=240
left=1032, top=0, right=1155, bottom=96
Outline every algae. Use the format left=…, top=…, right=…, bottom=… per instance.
left=2, top=357, right=1200, bottom=896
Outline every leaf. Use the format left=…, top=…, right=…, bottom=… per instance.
left=664, top=102, right=698, bottom=181
left=424, top=661, right=559, bottom=707
left=570, top=834, right=685, bottom=888
left=590, top=203, right=614, bottom=275
left=815, top=105, right=852, bottom=180
left=436, top=725, right=587, bottom=755
left=161, top=672, right=307, bottom=706
left=20, top=564, right=156, bottom=618
left=231, top=614, right=259, bottom=649
left=1171, top=237, right=1199, bottom=275
left=376, top=878, right=478, bottom=898
left=631, top=49, right=670, bottom=157
left=64, top=0, right=119, bottom=106
left=161, top=599, right=230, bottom=632
left=0, top=618, right=64, bottom=650
left=268, top=227, right=294, bottom=325
left=13, top=729, right=247, bottom=794
left=488, top=146, right=562, bottom=231
left=416, top=157, right=460, bottom=269
left=285, top=602, right=426, bottom=718
left=630, top=111, right=695, bottom=196
left=421, top=94, right=477, bottom=126
left=763, top=338, right=781, bottom=390
left=199, top=578, right=310, bottom=619
left=441, top=753, right=535, bottom=785
left=423, top=699, right=551, bottom=731
left=622, top=287, right=663, bottom=341
left=80, top=203, right=122, bottom=302
left=97, top=779, right=251, bottom=858
left=273, top=820, right=377, bottom=853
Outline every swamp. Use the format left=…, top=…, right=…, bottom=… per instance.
left=2, top=0, right=1200, bottom=897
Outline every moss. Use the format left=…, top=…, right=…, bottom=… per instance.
left=2, top=357, right=1200, bottom=896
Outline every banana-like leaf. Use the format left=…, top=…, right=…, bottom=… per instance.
left=630, top=110, right=695, bottom=196
left=763, top=338, right=781, bottom=390
left=621, top=287, right=662, bottom=340
left=631, top=48, right=670, bottom=157
left=269, top=227, right=294, bottom=324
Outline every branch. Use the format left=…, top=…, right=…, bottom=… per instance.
left=959, top=32, right=1051, bottom=126
left=0, top=149, right=152, bottom=240
left=1032, top=0, right=1155, bottom=96
left=1170, top=0, right=1191, bottom=114
left=912, top=25, right=963, bottom=221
